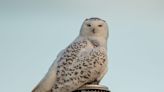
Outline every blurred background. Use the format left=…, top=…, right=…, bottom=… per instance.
left=0, top=0, right=163, bottom=92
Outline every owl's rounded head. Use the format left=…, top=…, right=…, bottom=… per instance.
left=80, top=17, right=109, bottom=40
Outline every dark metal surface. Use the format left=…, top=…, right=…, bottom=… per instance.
left=73, top=85, right=110, bottom=92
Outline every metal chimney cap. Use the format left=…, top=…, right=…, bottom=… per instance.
left=73, top=84, right=110, bottom=92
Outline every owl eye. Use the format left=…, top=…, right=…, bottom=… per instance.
left=98, top=25, right=103, bottom=27
left=87, top=24, right=91, bottom=27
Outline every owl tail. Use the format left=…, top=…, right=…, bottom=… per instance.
left=32, top=66, right=57, bottom=92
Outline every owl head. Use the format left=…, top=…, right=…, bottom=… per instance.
left=80, top=17, right=109, bottom=40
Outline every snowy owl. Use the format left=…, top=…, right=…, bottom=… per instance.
left=32, top=17, right=109, bottom=92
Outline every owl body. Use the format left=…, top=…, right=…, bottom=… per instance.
left=52, top=37, right=107, bottom=92
left=32, top=18, right=109, bottom=92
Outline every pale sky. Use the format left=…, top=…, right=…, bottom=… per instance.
left=0, top=0, right=164, bottom=92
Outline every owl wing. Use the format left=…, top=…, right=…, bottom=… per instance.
left=32, top=37, right=89, bottom=92
left=52, top=39, right=107, bottom=92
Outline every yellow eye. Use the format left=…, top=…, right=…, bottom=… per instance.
left=98, top=25, right=103, bottom=27
left=87, top=24, right=91, bottom=27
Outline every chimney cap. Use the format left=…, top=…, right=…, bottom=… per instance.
left=74, top=84, right=110, bottom=92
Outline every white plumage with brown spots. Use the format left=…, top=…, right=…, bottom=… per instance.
left=32, top=17, right=109, bottom=92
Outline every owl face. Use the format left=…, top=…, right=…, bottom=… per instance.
left=80, top=18, right=108, bottom=39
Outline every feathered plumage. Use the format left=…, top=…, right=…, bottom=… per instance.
left=32, top=17, right=109, bottom=92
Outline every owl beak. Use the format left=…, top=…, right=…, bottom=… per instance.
left=92, top=28, right=95, bottom=33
